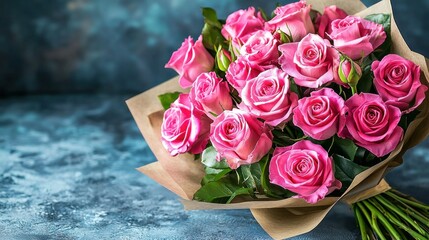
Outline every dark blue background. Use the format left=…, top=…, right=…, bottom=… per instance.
left=1, top=0, right=428, bottom=96
left=1, top=1, right=429, bottom=240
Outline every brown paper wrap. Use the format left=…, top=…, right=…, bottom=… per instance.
left=126, top=0, right=429, bottom=239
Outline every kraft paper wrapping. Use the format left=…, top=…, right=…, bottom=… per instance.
left=126, top=0, right=429, bottom=239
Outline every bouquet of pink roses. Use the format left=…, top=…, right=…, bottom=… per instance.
left=127, top=0, right=429, bottom=239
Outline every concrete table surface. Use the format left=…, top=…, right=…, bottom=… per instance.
left=1, top=95, right=428, bottom=239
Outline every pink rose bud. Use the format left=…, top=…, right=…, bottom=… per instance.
left=161, top=94, right=212, bottom=156
left=221, top=7, right=265, bottom=49
left=210, top=108, right=273, bottom=169
left=279, top=33, right=338, bottom=88
left=216, top=47, right=232, bottom=72
left=339, top=93, right=403, bottom=157
left=165, top=35, right=214, bottom=88
left=190, top=72, right=233, bottom=116
left=293, top=88, right=347, bottom=140
left=239, top=68, right=298, bottom=126
left=329, top=16, right=386, bottom=60
left=265, top=0, right=315, bottom=42
left=225, top=58, right=263, bottom=93
left=372, top=54, right=428, bottom=113
left=338, top=56, right=362, bottom=93
left=269, top=140, right=342, bottom=203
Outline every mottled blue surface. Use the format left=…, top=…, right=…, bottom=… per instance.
left=1, top=95, right=428, bottom=239
left=1, top=0, right=429, bottom=95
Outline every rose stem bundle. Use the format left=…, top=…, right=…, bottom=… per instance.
left=353, top=189, right=429, bottom=240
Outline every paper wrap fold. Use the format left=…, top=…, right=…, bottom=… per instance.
left=126, top=0, right=429, bottom=239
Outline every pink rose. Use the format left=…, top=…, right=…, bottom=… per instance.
left=239, top=68, right=299, bottom=126
left=161, top=94, right=212, bottom=156
left=165, top=36, right=214, bottom=88
left=190, top=72, right=233, bottom=116
left=329, top=16, right=386, bottom=60
left=315, top=5, right=348, bottom=39
left=269, top=140, right=342, bottom=203
left=265, top=0, right=315, bottom=42
left=239, top=30, right=279, bottom=67
left=221, top=7, right=265, bottom=48
left=210, top=108, right=273, bottom=169
left=372, top=54, right=428, bottom=113
left=293, top=88, right=346, bottom=140
left=339, top=93, right=403, bottom=157
left=225, top=58, right=263, bottom=92
left=279, top=33, right=339, bottom=88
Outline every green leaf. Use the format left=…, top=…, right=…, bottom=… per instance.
left=333, top=154, right=368, bottom=191
left=201, top=8, right=227, bottom=51
left=365, top=14, right=391, bottom=59
left=357, top=62, right=374, bottom=93
left=202, top=23, right=227, bottom=52
left=201, top=168, right=232, bottom=185
left=365, top=13, right=391, bottom=33
left=158, top=92, right=181, bottom=110
left=226, top=187, right=253, bottom=204
left=332, top=136, right=359, bottom=160
left=193, top=179, right=253, bottom=203
left=202, top=8, right=222, bottom=29
left=258, top=7, right=269, bottom=21
left=201, top=146, right=229, bottom=169
left=237, top=163, right=263, bottom=193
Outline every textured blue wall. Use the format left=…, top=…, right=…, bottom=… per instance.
left=1, top=0, right=428, bottom=95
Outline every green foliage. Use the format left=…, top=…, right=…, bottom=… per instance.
left=330, top=136, right=359, bottom=160
left=201, top=8, right=227, bottom=52
left=333, top=154, right=368, bottom=191
left=157, top=92, right=181, bottom=110
left=193, top=180, right=253, bottom=203
left=195, top=146, right=252, bottom=203
left=201, top=146, right=229, bottom=169
left=194, top=147, right=293, bottom=202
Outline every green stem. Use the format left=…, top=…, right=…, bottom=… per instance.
left=386, top=191, right=429, bottom=211
left=284, top=125, right=295, bottom=139
left=356, top=202, right=377, bottom=240
left=354, top=205, right=368, bottom=240
left=390, top=195, right=429, bottom=226
left=363, top=200, right=401, bottom=240
left=350, top=84, right=358, bottom=95
left=375, top=195, right=427, bottom=236
left=402, top=206, right=429, bottom=229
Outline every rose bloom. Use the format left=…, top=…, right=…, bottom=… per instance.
left=239, top=68, right=298, bottom=126
left=221, top=7, right=265, bottom=48
left=161, top=94, right=212, bottom=156
left=210, top=108, right=273, bottom=169
left=165, top=35, right=214, bottom=88
left=190, top=72, right=233, bottom=116
left=279, top=33, right=339, bottom=88
left=339, top=93, right=403, bottom=157
left=225, top=58, right=263, bottom=93
left=293, top=88, right=346, bottom=140
left=372, top=54, right=428, bottom=113
left=315, top=5, right=348, bottom=39
left=265, top=0, right=314, bottom=42
left=329, top=16, right=386, bottom=60
left=269, top=140, right=342, bottom=204
left=239, top=30, right=279, bottom=67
